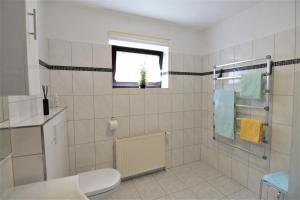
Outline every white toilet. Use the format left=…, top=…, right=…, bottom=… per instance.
left=78, top=168, right=121, bottom=200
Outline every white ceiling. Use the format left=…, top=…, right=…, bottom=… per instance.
left=63, top=0, right=262, bottom=30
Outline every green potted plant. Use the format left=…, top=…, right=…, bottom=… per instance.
left=139, top=67, right=147, bottom=89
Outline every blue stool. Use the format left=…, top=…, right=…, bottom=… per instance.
left=259, top=172, right=288, bottom=200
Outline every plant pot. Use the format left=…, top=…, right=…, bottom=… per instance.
left=43, top=99, right=49, bottom=115
left=139, top=84, right=146, bottom=89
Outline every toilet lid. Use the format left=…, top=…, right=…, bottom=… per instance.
left=79, top=168, right=121, bottom=197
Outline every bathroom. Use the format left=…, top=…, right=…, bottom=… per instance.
left=0, top=0, right=300, bottom=199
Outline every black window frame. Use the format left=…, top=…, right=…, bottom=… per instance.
left=112, top=45, right=164, bottom=88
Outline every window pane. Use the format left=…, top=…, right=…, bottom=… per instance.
left=115, top=51, right=161, bottom=83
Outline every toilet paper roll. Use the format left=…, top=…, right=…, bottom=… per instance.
left=109, top=119, right=118, bottom=131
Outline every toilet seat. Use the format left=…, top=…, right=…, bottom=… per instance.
left=78, top=168, right=121, bottom=197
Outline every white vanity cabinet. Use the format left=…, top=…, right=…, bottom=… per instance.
left=1, top=0, right=41, bottom=95
left=9, top=109, right=69, bottom=186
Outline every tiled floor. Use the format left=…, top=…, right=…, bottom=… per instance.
left=106, top=161, right=259, bottom=200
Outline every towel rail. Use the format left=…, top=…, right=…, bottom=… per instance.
left=215, top=76, right=241, bottom=80
left=236, top=104, right=268, bottom=110
left=213, top=55, right=272, bottom=160
left=235, top=118, right=268, bottom=126
left=215, top=73, right=268, bottom=81
left=215, top=56, right=271, bottom=68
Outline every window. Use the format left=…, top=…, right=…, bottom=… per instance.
left=112, top=45, right=164, bottom=88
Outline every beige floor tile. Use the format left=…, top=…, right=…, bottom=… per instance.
left=176, top=170, right=206, bottom=187
left=108, top=180, right=141, bottom=200
left=169, top=189, right=197, bottom=200
left=196, top=167, right=223, bottom=180
left=135, top=182, right=166, bottom=200
left=225, top=189, right=258, bottom=200
left=158, top=176, right=188, bottom=194
left=208, top=176, right=244, bottom=196
left=133, top=174, right=156, bottom=187
left=155, top=195, right=172, bottom=200
left=152, top=169, right=175, bottom=181
left=191, top=182, right=225, bottom=200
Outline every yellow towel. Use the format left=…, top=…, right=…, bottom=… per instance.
left=240, top=118, right=264, bottom=144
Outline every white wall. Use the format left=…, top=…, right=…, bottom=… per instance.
left=43, top=1, right=203, bottom=54
left=201, top=0, right=295, bottom=54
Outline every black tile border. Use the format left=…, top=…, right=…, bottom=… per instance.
left=39, top=60, right=112, bottom=72
left=40, top=58, right=300, bottom=76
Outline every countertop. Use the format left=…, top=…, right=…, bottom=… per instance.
left=0, top=107, right=65, bottom=129
left=2, top=175, right=87, bottom=200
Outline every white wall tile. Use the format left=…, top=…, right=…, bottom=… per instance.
left=74, top=120, right=94, bottom=144
left=75, top=143, right=95, bottom=168
left=184, top=54, right=195, bottom=72
left=183, top=94, right=194, bottom=111
left=183, top=111, right=194, bottom=129
left=145, top=94, right=158, bottom=114
left=95, top=140, right=113, bottom=164
left=271, top=123, right=291, bottom=155
left=270, top=150, right=289, bottom=172
left=194, top=111, right=202, bottom=128
left=158, top=113, right=172, bottom=131
left=130, top=115, right=145, bottom=136
left=253, top=35, right=275, bottom=59
left=194, top=55, right=202, bottom=73
left=172, top=148, right=183, bottom=167
left=183, top=146, right=195, bottom=163
left=247, top=167, right=268, bottom=197
left=275, top=29, right=295, bottom=61
left=272, top=95, right=293, bottom=125
left=235, top=41, right=253, bottom=63
left=93, top=72, right=112, bottom=95
left=58, top=96, right=74, bottom=120
left=94, top=95, right=112, bottom=118
left=209, top=52, right=220, bottom=70
left=218, top=152, right=232, bottom=177
left=94, top=118, right=112, bottom=141
left=171, top=53, right=184, bottom=72
left=193, top=144, right=201, bottom=161
left=201, top=55, right=210, bottom=72
left=172, top=94, right=183, bottom=112
left=171, top=112, right=183, bottom=130
left=74, top=96, right=94, bottom=120
left=145, top=114, right=159, bottom=134
left=50, top=70, right=73, bottom=95
left=273, top=65, right=294, bottom=96
left=194, top=77, right=202, bottom=93
left=231, top=159, right=248, bottom=187
left=171, top=76, right=184, bottom=93
left=158, top=94, right=172, bottom=113
left=194, top=128, right=202, bottom=144
left=113, top=95, right=130, bottom=117
left=114, top=116, right=130, bottom=138
left=220, top=47, right=235, bottom=66
left=73, top=71, right=93, bottom=95
left=49, top=39, right=71, bottom=66
left=183, top=76, right=194, bottom=93
left=92, top=44, right=112, bottom=68
left=172, top=130, right=184, bottom=149
left=183, top=129, right=194, bottom=146
left=72, top=42, right=92, bottom=67
left=130, top=95, right=145, bottom=115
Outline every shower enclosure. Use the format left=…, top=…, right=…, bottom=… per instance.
left=289, top=0, right=300, bottom=199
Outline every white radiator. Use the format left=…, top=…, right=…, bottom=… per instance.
left=115, top=132, right=166, bottom=178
